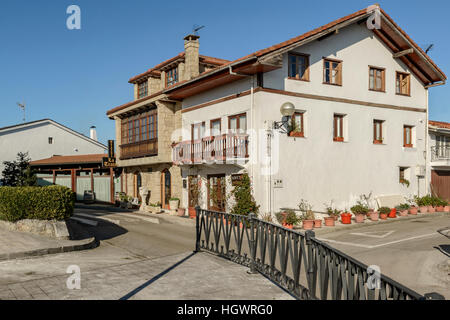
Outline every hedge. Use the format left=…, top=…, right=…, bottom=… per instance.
left=0, top=186, right=75, bottom=222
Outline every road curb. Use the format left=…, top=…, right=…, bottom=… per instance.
left=311, top=211, right=450, bottom=235
left=0, top=237, right=98, bottom=262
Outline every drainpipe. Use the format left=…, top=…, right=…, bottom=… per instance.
left=425, top=88, right=429, bottom=196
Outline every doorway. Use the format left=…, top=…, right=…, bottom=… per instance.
left=207, top=174, right=226, bottom=212
left=161, top=169, right=171, bottom=209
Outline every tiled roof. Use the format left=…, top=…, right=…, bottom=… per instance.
left=30, top=154, right=107, bottom=166
left=429, top=120, right=450, bottom=129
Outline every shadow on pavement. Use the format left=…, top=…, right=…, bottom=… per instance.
left=119, top=252, right=197, bottom=300
left=67, top=218, right=128, bottom=241
left=434, top=245, right=450, bottom=257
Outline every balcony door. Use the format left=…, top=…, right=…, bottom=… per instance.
left=228, top=113, right=247, bottom=134
left=207, top=174, right=226, bottom=212
left=161, top=169, right=171, bottom=209
left=191, top=122, right=205, bottom=141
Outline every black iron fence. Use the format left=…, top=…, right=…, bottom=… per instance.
left=194, top=207, right=426, bottom=300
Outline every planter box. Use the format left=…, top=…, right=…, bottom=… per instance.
left=169, top=200, right=179, bottom=210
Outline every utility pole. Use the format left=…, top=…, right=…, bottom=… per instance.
left=17, top=102, right=25, bottom=123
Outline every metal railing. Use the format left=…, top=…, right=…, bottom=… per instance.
left=194, top=207, right=426, bottom=300
left=431, top=146, right=450, bottom=161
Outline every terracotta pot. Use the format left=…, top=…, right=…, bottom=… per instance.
left=333, top=215, right=339, bottom=221
left=436, top=206, right=444, bottom=212
left=188, top=207, right=196, bottom=219
left=428, top=206, right=436, bottom=213
left=314, top=219, right=322, bottom=228
left=340, top=213, right=352, bottom=225
left=419, top=206, right=428, bottom=214
left=409, top=207, right=418, bottom=215
left=370, top=211, right=379, bottom=221
left=399, top=210, right=408, bottom=217
left=354, top=214, right=365, bottom=223
left=367, top=209, right=374, bottom=217
left=388, top=208, right=397, bottom=218
left=324, top=217, right=335, bottom=227
left=444, top=206, right=450, bottom=212
left=302, top=220, right=314, bottom=230
left=380, top=213, right=388, bottom=220
left=177, top=208, right=186, bottom=217
left=284, top=223, right=294, bottom=230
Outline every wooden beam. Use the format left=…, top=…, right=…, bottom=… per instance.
left=393, top=48, right=414, bottom=59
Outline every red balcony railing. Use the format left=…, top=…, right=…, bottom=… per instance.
left=172, top=134, right=249, bottom=165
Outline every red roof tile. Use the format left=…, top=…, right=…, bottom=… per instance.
left=429, top=120, right=450, bottom=129
left=31, top=154, right=107, bottom=166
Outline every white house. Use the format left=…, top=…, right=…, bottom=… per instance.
left=165, top=5, right=446, bottom=215
left=0, top=119, right=107, bottom=175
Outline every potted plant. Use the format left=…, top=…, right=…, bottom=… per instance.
left=443, top=199, right=450, bottom=212
left=388, top=208, right=397, bottom=218
left=177, top=207, right=186, bottom=217
left=314, top=217, right=322, bottom=228
left=415, top=195, right=428, bottom=213
left=369, top=209, right=379, bottom=221
left=396, top=203, right=410, bottom=217
left=379, top=207, right=390, bottom=220
left=301, top=210, right=315, bottom=230
left=435, top=198, right=445, bottom=212
left=288, top=120, right=304, bottom=138
left=340, top=210, right=352, bottom=225
left=284, top=210, right=300, bottom=230
left=149, top=202, right=162, bottom=214
left=169, top=197, right=180, bottom=210
left=324, top=203, right=341, bottom=227
left=350, top=203, right=368, bottom=223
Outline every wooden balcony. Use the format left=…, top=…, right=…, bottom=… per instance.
left=120, top=139, right=158, bottom=160
left=172, top=134, right=249, bottom=165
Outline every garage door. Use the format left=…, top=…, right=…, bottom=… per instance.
left=431, top=170, right=450, bottom=201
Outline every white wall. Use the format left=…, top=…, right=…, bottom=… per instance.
left=0, top=121, right=107, bottom=174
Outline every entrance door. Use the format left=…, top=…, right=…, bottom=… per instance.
left=134, top=172, right=142, bottom=200
left=161, top=169, right=171, bottom=209
left=207, top=174, right=226, bottom=212
left=431, top=170, right=450, bottom=201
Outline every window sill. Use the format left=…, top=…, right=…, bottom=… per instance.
left=288, top=77, right=310, bottom=82
left=396, top=93, right=411, bottom=97
left=333, top=137, right=345, bottom=142
left=369, top=89, right=386, bottom=93
left=289, top=132, right=305, bottom=138
left=323, top=82, right=342, bottom=87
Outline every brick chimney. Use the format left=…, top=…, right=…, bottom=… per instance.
left=184, top=34, right=200, bottom=80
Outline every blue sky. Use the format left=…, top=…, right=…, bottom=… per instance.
left=0, top=0, right=449, bottom=145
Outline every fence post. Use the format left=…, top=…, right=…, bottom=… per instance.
left=194, top=206, right=201, bottom=253
left=305, top=230, right=316, bottom=298
left=247, top=213, right=257, bottom=274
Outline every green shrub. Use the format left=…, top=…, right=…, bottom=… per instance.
left=350, top=204, right=369, bottom=215
left=378, top=207, right=391, bottom=214
left=396, top=203, right=410, bottom=211
left=0, top=186, right=75, bottom=222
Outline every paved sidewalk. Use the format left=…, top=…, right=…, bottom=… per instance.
left=0, top=252, right=293, bottom=300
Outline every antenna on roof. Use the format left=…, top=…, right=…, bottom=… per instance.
left=425, top=44, right=434, bottom=54
left=16, top=101, right=26, bottom=123
left=192, top=24, right=205, bottom=36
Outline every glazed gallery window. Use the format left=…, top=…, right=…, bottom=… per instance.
left=403, top=125, right=413, bottom=147
left=166, top=67, right=178, bottom=87
left=396, top=72, right=411, bottom=96
left=333, top=114, right=344, bottom=142
left=121, top=111, right=158, bottom=145
left=228, top=113, right=247, bottom=134
left=369, top=67, right=385, bottom=92
left=138, top=81, right=148, bottom=99
left=288, top=53, right=310, bottom=81
left=373, top=120, right=384, bottom=144
left=323, top=59, right=342, bottom=85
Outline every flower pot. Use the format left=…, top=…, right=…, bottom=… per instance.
left=380, top=213, right=388, bottom=220
left=314, top=219, right=322, bottom=228
left=324, top=217, right=335, bottom=227
left=428, top=206, right=436, bottom=213
left=399, top=210, right=409, bottom=217
left=409, top=206, right=418, bottom=215
left=419, top=206, right=428, bottom=214
left=445, top=206, right=450, bottom=212
left=333, top=215, right=339, bottom=221
left=302, top=220, right=314, bottom=230
left=354, top=214, right=365, bottom=223
left=177, top=208, right=186, bottom=217
left=388, top=208, right=397, bottom=218
left=188, top=207, right=196, bottom=219
left=340, top=213, right=352, bottom=225
left=436, top=206, right=444, bottom=212
left=370, top=211, right=379, bottom=221
left=367, top=209, right=374, bottom=217
left=280, top=211, right=288, bottom=224
left=284, top=223, right=294, bottom=230
left=169, top=200, right=179, bottom=210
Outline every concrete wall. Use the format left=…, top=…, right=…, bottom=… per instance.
left=0, top=120, right=106, bottom=174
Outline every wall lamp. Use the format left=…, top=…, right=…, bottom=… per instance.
left=273, top=102, right=295, bottom=133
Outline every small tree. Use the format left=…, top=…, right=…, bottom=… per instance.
left=230, top=173, right=259, bottom=216
left=1, top=152, right=37, bottom=187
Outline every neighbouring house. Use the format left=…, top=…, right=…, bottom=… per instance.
left=30, top=154, right=119, bottom=203
left=106, top=36, right=229, bottom=208
left=0, top=119, right=107, bottom=176
left=165, top=5, right=446, bottom=214
left=429, top=120, right=450, bottom=201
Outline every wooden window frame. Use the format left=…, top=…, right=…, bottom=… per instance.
left=396, top=71, right=411, bottom=96
left=120, top=110, right=158, bottom=146
left=289, top=112, right=304, bottom=137
left=403, top=125, right=413, bottom=148
left=228, top=113, right=247, bottom=133
left=399, top=167, right=409, bottom=184
left=333, top=114, right=344, bottom=142
left=373, top=120, right=384, bottom=144
left=191, top=122, right=206, bottom=141
left=166, top=67, right=179, bottom=87
left=369, top=66, right=386, bottom=92
left=210, top=118, right=221, bottom=136
left=137, top=81, right=148, bottom=99
left=323, top=58, right=343, bottom=86
left=288, top=53, right=310, bottom=82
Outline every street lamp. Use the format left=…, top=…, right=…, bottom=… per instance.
left=273, top=102, right=295, bottom=133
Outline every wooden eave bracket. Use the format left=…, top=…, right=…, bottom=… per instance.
left=393, top=48, right=414, bottom=59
